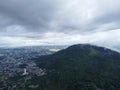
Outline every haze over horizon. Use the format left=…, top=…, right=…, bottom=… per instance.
left=0, top=0, right=120, bottom=51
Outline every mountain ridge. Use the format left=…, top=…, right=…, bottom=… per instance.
left=35, top=44, right=120, bottom=90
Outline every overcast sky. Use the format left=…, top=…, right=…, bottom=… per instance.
left=0, top=0, right=120, bottom=51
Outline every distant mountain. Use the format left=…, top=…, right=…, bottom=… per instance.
left=35, top=44, right=120, bottom=90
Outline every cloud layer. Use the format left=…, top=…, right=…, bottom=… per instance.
left=0, top=0, right=120, bottom=51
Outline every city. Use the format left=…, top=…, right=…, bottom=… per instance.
left=0, top=46, right=66, bottom=77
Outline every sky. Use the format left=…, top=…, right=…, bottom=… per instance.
left=0, top=0, right=120, bottom=51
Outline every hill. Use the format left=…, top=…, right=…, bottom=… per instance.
left=35, top=44, right=120, bottom=90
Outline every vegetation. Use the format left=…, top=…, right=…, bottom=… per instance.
left=35, top=44, right=120, bottom=90
left=1, top=44, right=120, bottom=90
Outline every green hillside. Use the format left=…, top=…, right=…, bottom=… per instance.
left=35, top=44, right=120, bottom=90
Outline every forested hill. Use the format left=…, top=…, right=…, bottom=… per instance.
left=35, top=44, right=120, bottom=90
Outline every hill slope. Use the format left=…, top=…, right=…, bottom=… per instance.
left=35, top=44, right=120, bottom=90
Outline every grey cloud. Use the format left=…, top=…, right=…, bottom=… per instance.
left=0, top=0, right=120, bottom=50
left=0, top=0, right=61, bottom=32
left=0, top=0, right=120, bottom=34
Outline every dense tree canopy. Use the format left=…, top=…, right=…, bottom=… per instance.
left=35, top=44, right=120, bottom=90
